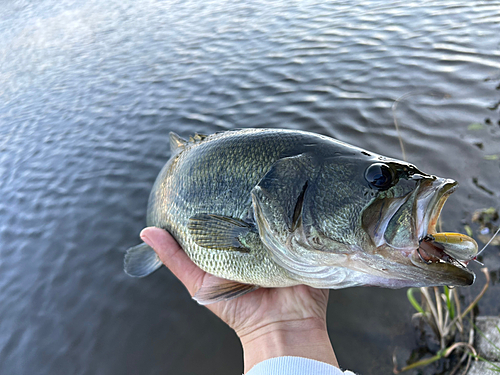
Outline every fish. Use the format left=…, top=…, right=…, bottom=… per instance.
left=124, top=128, right=478, bottom=304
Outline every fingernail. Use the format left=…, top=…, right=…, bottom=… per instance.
left=140, top=231, right=155, bottom=250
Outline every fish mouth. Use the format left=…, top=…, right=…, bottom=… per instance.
left=364, top=176, right=477, bottom=286
left=408, top=178, right=476, bottom=286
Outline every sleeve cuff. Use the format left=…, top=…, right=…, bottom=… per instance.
left=245, top=356, right=356, bottom=375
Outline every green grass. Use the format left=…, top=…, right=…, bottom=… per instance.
left=394, top=268, right=492, bottom=374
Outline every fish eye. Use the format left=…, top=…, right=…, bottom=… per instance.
left=365, top=163, right=396, bottom=190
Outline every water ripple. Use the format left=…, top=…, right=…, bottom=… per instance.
left=1, top=1, right=499, bottom=374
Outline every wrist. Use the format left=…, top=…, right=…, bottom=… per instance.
left=238, top=317, right=339, bottom=373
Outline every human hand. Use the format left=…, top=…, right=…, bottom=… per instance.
left=140, top=227, right=339, bottom=372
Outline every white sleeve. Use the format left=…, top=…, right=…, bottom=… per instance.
left=245, top=356, right=357, bottom=375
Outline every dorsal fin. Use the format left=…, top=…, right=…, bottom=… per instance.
left=189, top=133, right=208, bottom=143
left=193, top=133, right=208, bottom=141
left=169, top=132, right=187, bottom=153
left=170, top=132, right=209, bottom=153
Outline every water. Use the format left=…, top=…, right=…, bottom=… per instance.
left=0, top=1, right=499, bottom=374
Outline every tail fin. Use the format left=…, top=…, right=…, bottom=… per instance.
left=124, top=243, right=162, bottom=277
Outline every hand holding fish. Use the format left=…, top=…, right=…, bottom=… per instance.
left=140, top=226, right=340, bottom=373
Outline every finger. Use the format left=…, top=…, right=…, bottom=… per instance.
left=140, top=227, right=205, bottom=297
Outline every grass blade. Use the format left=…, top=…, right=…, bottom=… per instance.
left=444, top=286, right=456, bottom=320
left=407, top=288, right=425, bottom=315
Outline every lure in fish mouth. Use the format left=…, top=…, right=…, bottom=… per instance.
left=124, top=128, right=477, bottom=304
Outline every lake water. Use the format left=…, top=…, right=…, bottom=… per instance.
left=1, top=1, right=499, bottom=374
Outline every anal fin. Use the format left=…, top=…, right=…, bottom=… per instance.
left=124, top=243, right=162, bottom=277
left=188, top=214, right=253, bottom=252
left=193, top=274, right=259, bottom=305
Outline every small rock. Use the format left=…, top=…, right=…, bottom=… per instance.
left=475, top=316, right=500, bottom=361
left=467, top=360, right=500, bottom=375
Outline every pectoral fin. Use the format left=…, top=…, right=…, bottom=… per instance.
left=124, top=243, right=162, bottom=277
left=188, top=214, right=254, bottom=252
left=193, top=274, right=259, bottom=305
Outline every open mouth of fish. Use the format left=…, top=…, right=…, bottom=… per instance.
left=366, top=176, right=478, bottom=284
left=410, top=178, right=477, bottom=274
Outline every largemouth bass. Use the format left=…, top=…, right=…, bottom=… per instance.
left=124, top=129, right=477, bottom=304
